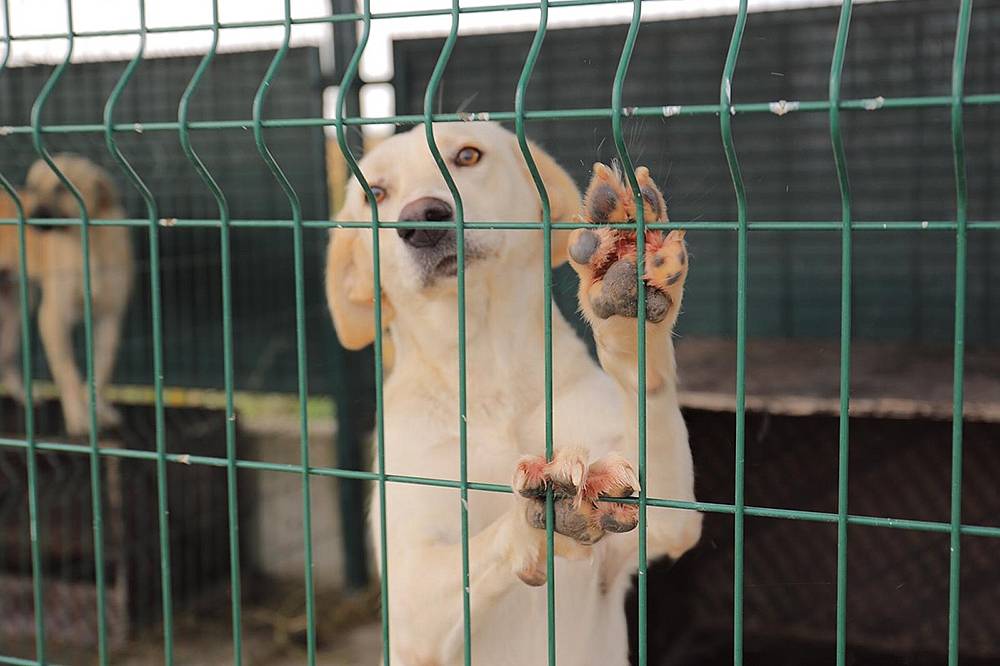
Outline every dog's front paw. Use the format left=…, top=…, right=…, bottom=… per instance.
left=95, top=399, right=122, bottom=430
left=514, top=448, right=639, bottom=546
left=568, top=163, right=687, bottom=324
left=1, top=369, right=26, bottom=404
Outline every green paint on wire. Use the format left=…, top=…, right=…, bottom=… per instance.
left=28, top=0, right=109, bottom=660
left=828, top=2, right=853, bottom=665
left=947, top=2, right=973, bottom=664
left=421, top=2, right=473, bottom=662
left=332, top=2, right=392, bottom=663
left=251, top=1, right=317, bottom=662
left=176, top=2, right=243, bottom=661
left=719, top=2, right=750, bottom=664
left=102, top=1, right=175, bottom=662
left=512, top=1, right=557, bottom=663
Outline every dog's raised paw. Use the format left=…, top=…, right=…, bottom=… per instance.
left=568, top=163, right=686, bottom=324
left=513, top=448, right=639, bottom=545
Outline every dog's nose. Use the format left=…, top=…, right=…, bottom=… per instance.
left=397, top=197, right=453, bottom=248
left=32, top=204, right=53, bottom=219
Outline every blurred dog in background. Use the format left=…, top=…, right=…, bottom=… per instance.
left=0, top=154, right=134, bottom=436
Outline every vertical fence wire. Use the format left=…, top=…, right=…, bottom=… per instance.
left=719, top=2, right=750, bottom=664
left=28, top=0, right=110, bottom=659
left=947, top=1, right=973, bottom=664
left=332, top=3, right=392, bottom=663
left=511, top=3, right=556, bottom=663
left=101, top=1, right=175, bottom=662
left=607, top=0, right=648, bottom=663
left=420, top=1, right=472, bottom=662
left=250, top=1, right=317, bottom=662
left=0, top=2, right=46, bottom=659
left=253, top=0, right=316, bottom=666
left=828, top=2, right=853, bottom=664
left=176, top=3, right=243, bottom=661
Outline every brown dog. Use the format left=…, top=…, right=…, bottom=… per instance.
left=0, top=155, right=134, bottom=435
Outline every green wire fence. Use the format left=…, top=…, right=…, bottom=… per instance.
left=0, top=1, right=997, bottom=665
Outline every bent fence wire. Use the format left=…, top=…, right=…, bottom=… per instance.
left=0, top=1, right=997, bottom=666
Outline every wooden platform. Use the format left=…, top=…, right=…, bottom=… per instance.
left=675, top=338, right=1000, bottom=422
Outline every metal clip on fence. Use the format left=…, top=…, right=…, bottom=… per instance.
left=250, top=2, right=318, bottom=662
left=511, top=1, right=557, bottom=663
left=332, top=2, right=393, bottom=664
left=28, top=0, right=111, bottom=661
left=102, top=1, right=176, bottom=663
left=719, top=2, right=749, bottom=664
left=175, top=2, right=243, bottom=661
left=420, top=2, right=473, bottom=662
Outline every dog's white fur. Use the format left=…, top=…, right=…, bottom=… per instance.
left=327, top=123, right=700, bottom=666
left=0, top=155, right=134, bottom=435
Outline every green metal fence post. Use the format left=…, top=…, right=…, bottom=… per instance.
left=251, top=2, right=317, bottom=662
left=102, top=1, right=175, bottom=662
left=0, top=3, right=46, bottom=659
left=719, top=2, right=750, bottom=664
left=947, top=2, right=973, bottom=664
left=828, top=2, right=854, bottom=664
left=333, top=2, right=392, bottom=662
left=28, top=0, right=109, bottom=659
left=176, top=3, right=242, bottom=661
left=420, top=2, right=472, bottom=662
left=512, top=3, right=556, bottom=664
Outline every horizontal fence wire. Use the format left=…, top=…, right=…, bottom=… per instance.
left=4, top=218, right=1000, bottom=230
left=2, top=93, right=1000, bottom=135
left=2, top=434, right=999, bottom=537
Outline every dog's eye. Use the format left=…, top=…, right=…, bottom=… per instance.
left=367, top=185, right=387, bottom=205
left=454, top=147, right=482, bottom=167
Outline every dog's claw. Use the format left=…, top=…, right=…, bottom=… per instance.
left=513, top=449, right=639, bottom=546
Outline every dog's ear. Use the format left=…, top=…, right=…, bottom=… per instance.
left=325, top=211, right=395, bottom=350
left=517, top=139, right=582, bottom=266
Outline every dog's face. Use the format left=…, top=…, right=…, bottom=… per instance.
left=24, top=154, right=120, bottom=221
left=327, top=123, right=581, bottom=350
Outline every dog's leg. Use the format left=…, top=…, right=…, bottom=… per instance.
left=567, top=164, right=702, bottom=578
left=38, top=283, right=87, bottom=436
left=92, top=311, right=124, bottom=428
left=384, top=448, right=633, bottom=664
left=0, top=277, right=26, bottom=402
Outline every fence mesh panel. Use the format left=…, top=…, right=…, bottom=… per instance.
left=1, top=1, right=999, bottom=666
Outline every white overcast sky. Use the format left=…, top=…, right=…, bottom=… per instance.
left=3, top=0, right=890, bottom=133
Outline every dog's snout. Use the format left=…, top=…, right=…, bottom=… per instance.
left=32, top=204, right=53, bottom=219
left=397, top=197, right=453, bottom=248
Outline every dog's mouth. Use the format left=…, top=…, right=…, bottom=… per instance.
left=433, top=254, right=460, bottom=277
